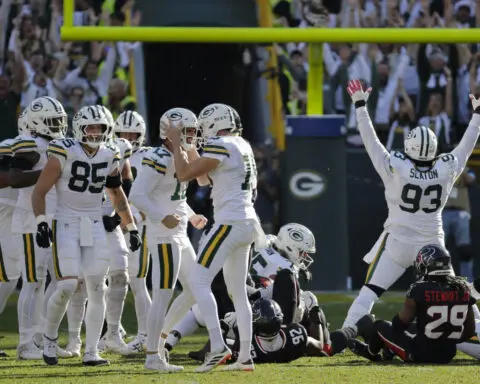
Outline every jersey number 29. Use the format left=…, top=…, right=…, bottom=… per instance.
left=425, top=304, right=468, bottom=340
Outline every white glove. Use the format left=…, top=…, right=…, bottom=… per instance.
left=346, top=79, right=372, bottom=104
left=469, top=94, right=480, bottom=111
left=223, top=312, right=237, bottom=329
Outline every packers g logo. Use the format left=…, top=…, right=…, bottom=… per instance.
left=201, top=107, right=215, bottom=118
left=169, top=112, right=182, bottom=121
left=288, top=229, right=304, bottom=242
left=31, top=102, right=43, bottom=112
left=289, top=170, right=326, bottom=200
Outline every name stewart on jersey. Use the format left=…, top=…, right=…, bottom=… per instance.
left=410, top=168, right=439, bottom=180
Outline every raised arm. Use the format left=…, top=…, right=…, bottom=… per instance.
left=347, top=80, right=393, bottom=181
left=451, top=95, right=480, bottom=173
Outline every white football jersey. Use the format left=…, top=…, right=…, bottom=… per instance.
left=250, top=247, right=297, bottom=280
left=356, top=107, right=480, bottom=245
left=130, top=146, right=188, bottom=238
left=48, top=138, right=120, bottom=220
left=11, top=135, right=57, bottom=234
left=102, top=138, right=132, bottom=216
left=0, top=138, right=18, bottom=208
left=129, top=146, right=150, bottom=180
left=202, top=136, right=257, bottom=222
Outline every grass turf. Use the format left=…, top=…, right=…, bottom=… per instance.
left=0, top=292, right=478, bottom=384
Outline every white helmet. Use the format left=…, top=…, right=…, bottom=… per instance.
left=72, top=105, right=110, bottom=148
left=198, top=103, right=236, bottom=140
left=159, top=107, right=199, bottom=150
left=95, top=105, right=114, bottom=140
left=229, top=105, right=243, bottom=134
left=115, top=110, right=146, bottom=151
left=18, top=109, right=31, bottom=136
left=404, top=126, right=437, bottom=162
left=28, top=96, right=67, bottom=139
left=274, top=223, right=316, bottom=270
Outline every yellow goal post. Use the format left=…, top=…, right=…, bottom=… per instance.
left=62, top=0, right=480, bottom=149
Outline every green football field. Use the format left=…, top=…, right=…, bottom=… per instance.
left=0, top=292, right=478, bottom=384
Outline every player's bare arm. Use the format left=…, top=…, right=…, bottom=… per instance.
left=186, top=148, right=211, bottom=186
left=166, top=126, right=218, bottom=182
left=31, top=157, right=62, bottom=217
left=8, top=151, right=42, bottom=188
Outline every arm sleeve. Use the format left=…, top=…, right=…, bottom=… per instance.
left=355, top=106, right=393, bottom=180
left=129, top=159, right=168, bottom=222
left=451, top=113, right=480, bottom=175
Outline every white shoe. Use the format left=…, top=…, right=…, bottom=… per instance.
left=119, top=324, right=127, bottom=339
left=126, top=333, right=146, bottom=354
left=82, top=351, right=109, bottom=366
left=105, top=337, right=131, bottom=355
left=42, top=336, right=58, bottom=365
left=56, top=345, right=73, bottom=358
left=194, top=347, right=232, bottom=373
left=97, top=335, right=106, bottom=352
left=17, top=341, right=42, bottom=361
left=144, top=355, right=183, bottom=372
left=66, top=337, right=82, bottom=357
left=223, top=359, right=255, bottom=371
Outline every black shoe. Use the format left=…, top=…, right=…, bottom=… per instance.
left=188, top=350, right=204, bottom=362
left=82, top=358, right=109, bottom=366
left=43, top=354, right=58, bottom=366
left=350, top=339, right=382, bottom=362
left=0, top=350, right=6, bottom=357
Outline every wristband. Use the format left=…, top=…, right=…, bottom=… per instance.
left=36, top=214, right=47, bottom=225
left=126, top=222, right=137, bottom=232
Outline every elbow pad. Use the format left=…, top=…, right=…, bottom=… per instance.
left=122, top=178, right=133, bottom=197
left=105, top=173, right=122, bottom=188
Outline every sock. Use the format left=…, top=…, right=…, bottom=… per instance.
left=342, top=286, right=378, bottom=328
left=32, top=279, right=46, bottom=345
left=129, top=277, right=151, bottom=335
left=67, top=279, right=87, bottom=342
left=0, top=279, right=17, bottom=314
left=166, top=309, right=199, bottom=349
left=44, top=279, right=78, bottom=340
left=163, top=290, right=195, bottom=334
left=18, top=280, right=45, bottom=346
left=106, top=271, right=128, bottom=339
left=460, top=261, right=474, bottom=282
left=146, top=289, right=174, bottom=353
left=84, top=275, right=107, bottom=354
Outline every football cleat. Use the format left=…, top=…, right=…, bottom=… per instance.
left=18, top=341, right=43, bottom=361
left=42, top=336, right=58, bottom=365
left=194, top=347, right=232, bottom=373
left=222, top=358, right=255, bottom=372
left=82, top=352, right=109, bottom=366
left=66, top=337, right=82, bottom=357
left=144, top=355, right=183, bottom=372
left=0, top=350, right=6, bottom=357
left=126, top=333, right=146, bottom=354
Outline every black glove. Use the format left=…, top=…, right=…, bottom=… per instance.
left=102, top=214, right=122, bottom=232
left=129, top=229, right=142, bottom=252
left=36, top=222, right=52, bottom=248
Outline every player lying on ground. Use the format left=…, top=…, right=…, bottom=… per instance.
left=189, top=298, right=328, bottom=364
left=350, top=244, right=475, bottom=363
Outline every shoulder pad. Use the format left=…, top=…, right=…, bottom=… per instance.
left=436, top=153, right=456, bottom=163
left=115, top=138, right=133, bottom=159
left=47, top=139, right=72, bottom=160
left=203, top=138, right=230, bottom=158
left=10, top=137, right=38, bottom=154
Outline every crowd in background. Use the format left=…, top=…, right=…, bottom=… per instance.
left=0, top=0, right=139, bottom=141
left=273, top=0, right=480, bottom=152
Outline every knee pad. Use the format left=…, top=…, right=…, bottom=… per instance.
left=301, top=290, right=319, bottom=312
left=191, top=305, right=206, bottom=327
left=108, top=270, right=129, bottom=288
left=56, top=279, right=78, bottom=299
left=458, top=245, right=473, bottom=262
